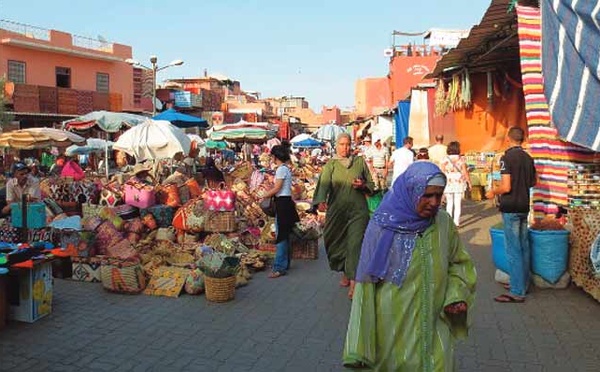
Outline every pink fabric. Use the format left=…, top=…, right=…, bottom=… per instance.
left=60, top=160, right=85, bottom=181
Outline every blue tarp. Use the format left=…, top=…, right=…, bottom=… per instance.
left=153, top=108, right=208, bottom=129
left=293, top=138, right=323, bottom=148
left=395, top=100, right=410, bottom=145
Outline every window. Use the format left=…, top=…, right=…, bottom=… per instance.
left=96, top=72, right=109, bottom=93
left=7, top=60, right=26, bottom=84
left=56, top=67, right=71, bottom=88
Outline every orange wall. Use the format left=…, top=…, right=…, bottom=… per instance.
left=0, top=28, right=134, bottom=111
left=355, top=77, right=391, bottom=116
left=321, top=105, right=341, bottom=124
left=434, top=72, right=527, bottom=153
left=389, top=55, right=439, bottom=103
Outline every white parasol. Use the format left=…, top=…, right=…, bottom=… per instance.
left=113, top=119, right=191, bottom=162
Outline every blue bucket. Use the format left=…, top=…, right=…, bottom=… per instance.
left=490, top=227, right=509, bottom=273
left=529, top=229, right=570, bottom=284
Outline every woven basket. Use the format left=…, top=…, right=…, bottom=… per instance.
left=204, top=275, right=236, bottom=303
left=82, top=203, right=103, bottom=219
left=291, top=239, right=319, bottom=260
left=204, top=211, right=236, bottom=232
left=100, top=258, right=146, bottom=294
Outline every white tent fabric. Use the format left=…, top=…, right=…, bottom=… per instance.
left=407, top=89, right=430, bottom=148
left=113, top=119, right=191, bottom=161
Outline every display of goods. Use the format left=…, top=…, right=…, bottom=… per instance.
left=123, top=218, right=145, bottom=234
left=10, top=202, right=46, bottom=229
left=530, top=229, right=570, bottom=284
left=172, top=198, right=205, bottom=232
left=529, top=218, right=565, bottom=231
left=99, top=184, right=124, bottom=207
left=185, top=268, right=205, bottom=295
left=82, top=203, right=102, bottom=219
left=43, top=198, right=63, bottom=216
left=179, top=184, right=191, bottom=204
left=259, top=197, right=276, bottom=217
left=291, top=239, right=319, bottom=260
left=124, top=182, right=156, bottom=209
left=239, top=250, right=269, bottom=270
left=569, top=208, right=600, bottom=301
left=98, top=207, right=125, bottom=231
left=204, top=211, right=236, bottom=233
left=157, top=184, right=181, bottom=208
left=204, top=182, right=236, bottom=212
left=166, top=251, right=195, bottom=267
left=140, top=205, right=175, bottom=228
left=82, top=216, right=103, bottom=232
left=141, top=213, right=158, bottom=230
left=106, top=238, right=139, bottom=260
left=186, top=178, right=203, bottom=198
left=71, top=256, right=103, bottom=282
left=95, top=221, right=124, bottom=255
left=568, top=164, right=600, bottom=209
left=100, top=258, right=146, bottom=294
left=156, top=227, right=177, bottom=242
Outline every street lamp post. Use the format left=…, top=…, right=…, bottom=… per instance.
left=126, top=56, right=184, bottom=116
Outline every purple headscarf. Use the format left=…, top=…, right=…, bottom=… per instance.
left=355, top=161, right=446, bottom=287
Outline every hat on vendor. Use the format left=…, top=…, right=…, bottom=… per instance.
left=131, top=162, right=153, bottom=176
left=12, top=162, right=30, bottom=173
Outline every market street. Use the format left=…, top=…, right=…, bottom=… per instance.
left=1, top=200, right=600, bottom=372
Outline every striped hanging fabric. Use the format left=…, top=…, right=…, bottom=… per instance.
left=516, top=5, right=597, bottom=218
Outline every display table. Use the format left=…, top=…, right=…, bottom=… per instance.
left=7, top=257, right=54, bottom=323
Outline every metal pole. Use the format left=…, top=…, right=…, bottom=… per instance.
left=151, top=58, right=157, bottom=116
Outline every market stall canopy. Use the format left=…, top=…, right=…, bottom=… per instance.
left=0, top=128, right=85, bottom=149
left=113, top=119, right=191, bottom=161
left=290, top=133, right=323, bottom=148
left=205, top=139, right=227, bottom=149
left=153, top=108, right=209, bottom=129
left=65, top=138, right=115, bottom=156
left=62, top=111, right=148, bottom=133
left=313, top=124, right=348, bottom=142
left=210, top=120, right=277, bottom=142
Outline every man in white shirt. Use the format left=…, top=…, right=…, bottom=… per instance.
left=365, top=138, right=389, bottom=190
left=388, top=136, right=415, bottom=185
left=428, top=134, right=448, bottom=166
left=2, top=162, right=41, bottom=215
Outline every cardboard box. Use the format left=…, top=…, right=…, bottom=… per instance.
left=9, top=261, right=53, bottom=323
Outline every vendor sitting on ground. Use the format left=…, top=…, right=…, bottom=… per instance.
left=129, top=162, right=155, bottom=185
left=1, top=162, right=41, bottom=215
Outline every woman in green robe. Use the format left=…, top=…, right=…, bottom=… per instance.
left=313, top=132, right=375, bottom=298
left=343, top=161, right=477, bottom=371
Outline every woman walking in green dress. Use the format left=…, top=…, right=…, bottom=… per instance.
left=313, top=132, right=375, bottom=298
left=343, top=161, right=477, bottom=371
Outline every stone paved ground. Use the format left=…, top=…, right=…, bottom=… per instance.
left=1, top=200, right=600, bottom=371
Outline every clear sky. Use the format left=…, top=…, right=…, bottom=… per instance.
left=1, top=0, right=490, bottom=110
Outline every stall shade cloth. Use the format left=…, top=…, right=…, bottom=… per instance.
left=517, top=5, right=597, bottom=218
left=62, top=111, right=147, bottom=133
left=407, top=89, right=430, bottom=148
left=542, top=0, right=600, bottom=151
left=395, top=100, right=410, bottom=145
left=313, top=124, right=347, bottom=142
left=153, top=108, right=208, bottom=129
left=210, top=121, right=277, bottom=142
left=113, top=119, right=191, bottom=161
left=0, top=128, right=85, bottom=149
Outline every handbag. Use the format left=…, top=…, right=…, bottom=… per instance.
left=204, top=182, right=236, bottom=211
left=172, top=198, right=205, bottom=232
left=124, top=181, right=156, bottom=209
left=157, top=184, right=181, bottom=208
left=260, top=197, right=276, bottom=217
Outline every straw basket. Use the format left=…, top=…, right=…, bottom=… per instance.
left=204, top=276, right=236, bottom=302
left=204, top=211, right=236, bottom=232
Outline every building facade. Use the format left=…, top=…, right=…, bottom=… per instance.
left=0, top=19, right=136, bottom=128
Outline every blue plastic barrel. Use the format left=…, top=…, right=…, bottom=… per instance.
left=490, top=227, right=509, bottom=274
left=529, top=229, right=570, bottom=284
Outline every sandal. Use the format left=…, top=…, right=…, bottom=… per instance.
left=339, top=275, right=350, bottom=287
left=494, top=294, right=525, bottom=303
left=268, top=271, right=285, bottom=279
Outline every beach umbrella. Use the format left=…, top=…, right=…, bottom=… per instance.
left=205, top=139, right=227, bottom=150
left=113, top=119, right=191, bottom=162
left=313, top=124, right=347, bottom=142
left=153, top=108, right=209, bottom=128
left=187, top=134, right=205, bottom=146
left=0, top=128, right=85, bottom=149
left=293, top=138, right=323, bottom=148
left=65, top=138, right=115, bottom=156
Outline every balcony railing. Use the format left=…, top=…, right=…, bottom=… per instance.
left=72, top=34, right=114, bottom=53
left=0, top=19, right=50, bottom=41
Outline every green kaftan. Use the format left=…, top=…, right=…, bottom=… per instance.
left=343, top=211, right=477, bottom=372
left=312, top=156, right=374, bottom=279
